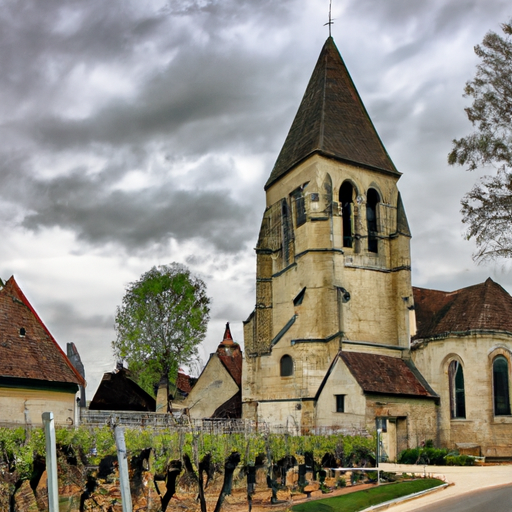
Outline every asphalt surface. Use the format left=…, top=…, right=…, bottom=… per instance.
left=412, top=484, right=512, bottom=512
left=378, top=462, right=512, bottom=512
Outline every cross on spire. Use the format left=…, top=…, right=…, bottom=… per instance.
left=324, top=0, right=334, bottom=37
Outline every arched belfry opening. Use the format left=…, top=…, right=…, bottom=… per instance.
left=366, top=188, right=380, bottom=253
left=340, top=181, right=355, bottom=248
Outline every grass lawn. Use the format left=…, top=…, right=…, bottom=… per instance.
left=290, top=478, right=444, bottom=512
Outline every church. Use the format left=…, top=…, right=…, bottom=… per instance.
left=241, top=36, right=512, bottom=460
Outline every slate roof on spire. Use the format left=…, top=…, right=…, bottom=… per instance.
left=413, top=278, right=512, bottom=340
left=220, top=322, right=234, bottom=345
left=265, top=37, right=399, bottom=190
left=216, top=322, right=242, bottom=386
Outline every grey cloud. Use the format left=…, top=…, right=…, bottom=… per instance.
left=44, top=300, right=113, bottom=332
left=19, top=168, right=257, bottom=253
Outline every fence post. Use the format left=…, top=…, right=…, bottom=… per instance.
left=114, top=426, right=133, bottom=512
left=42, top=412, right=59, bottom=512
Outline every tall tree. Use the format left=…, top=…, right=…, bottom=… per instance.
left=448, top=20, right=512, bottom=262
left=112, top=263, right=210, bottom=400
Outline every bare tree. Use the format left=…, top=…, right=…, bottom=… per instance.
left=448, top=20, right=512, bottom=262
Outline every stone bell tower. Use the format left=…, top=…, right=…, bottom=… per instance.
left=242, top=37, right=414, bottom=429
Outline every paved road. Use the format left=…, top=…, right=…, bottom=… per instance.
left=412, top=484, right=512, bottom=512
left=378, top=463, right=512, bottom=512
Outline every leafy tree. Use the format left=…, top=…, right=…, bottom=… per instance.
left=448, top=20, right=512, bottom=262
left=113, top=263, right=210, bottom=401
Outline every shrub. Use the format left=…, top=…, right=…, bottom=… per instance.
left=336, top=477, right=346, bottom=488
left=397, top=447, right=449, bottom=466
left=445, top=455, right=474, bottom=466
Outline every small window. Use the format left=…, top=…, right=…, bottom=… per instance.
left=335, top=394, right=345, bottom=413
left=280, top=355, right=294, bottom=377
left=19, top=327, right=26, bottom=337
left=340, top=181, right=355, bottom=248
left=493, top=356, right=511, bottom=416
left=449, top=360, right=466, bottom=419
left=366, top=188, right=380, bottom=253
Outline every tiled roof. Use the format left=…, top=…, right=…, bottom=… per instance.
left=177, top=370, right=193, bottom=394
left=340, top=351, right=436, bottom=398
left=218, top=351, right=242, bottom=387
left=0, top=276, right=85, bottom=386
left=265, top=37, right=398, bottom=190
left=89, top=368, right=155, bottom=411
left=413, top=278, right=512, bottom=340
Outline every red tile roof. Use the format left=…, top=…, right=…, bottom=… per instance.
left=340, top=352, right=436, bottom=398
left=413, top=278, right=512, bottom=340
left=265, top=37, right=398, bottom=190
left=0, top=276, right=85, bottom=387
left=216, top=322, right=242, bottom=386
left=177, top=369, right=193, bottom=394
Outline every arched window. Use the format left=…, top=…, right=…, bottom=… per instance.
left=280, top=355, right=294, bottom=377
left=366, top=188, right=380, bottom=253
left=340, top=181, right=354, bottom=248
left=493, top=356, right=511, bottom=416
left=448, top=360, right=466, bottom=419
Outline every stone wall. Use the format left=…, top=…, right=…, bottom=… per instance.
left=412, top=332, right=512, bottom=457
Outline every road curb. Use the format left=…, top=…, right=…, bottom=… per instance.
left=361, top=482, right=451, bottom=511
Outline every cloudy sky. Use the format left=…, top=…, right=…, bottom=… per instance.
left=1, top=0, right=511, bottom=397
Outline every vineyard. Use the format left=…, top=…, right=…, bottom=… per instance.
left=0, top=424, right=378, bottom=511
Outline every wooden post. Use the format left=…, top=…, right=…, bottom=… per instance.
left=42, top=412, right=59, bottom=511
left=114, top=426, right=133, bottom=512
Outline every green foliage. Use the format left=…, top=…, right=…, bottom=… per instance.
left=448, top=20, right=512, bottom=262
left=445, top=454, right=475, bottom=466
left=0, top=427, right=31, bottom=479
left=0, top=425, right=377, bottom=486
left=397, top=447, right=449, bottom=466
left=0, top=427, right=26, bottom=465
left=336, top=477, right=346, bottom=488
left=112, top=263, right=211, bottom=395
left=290, top=479, right=444, bottom=512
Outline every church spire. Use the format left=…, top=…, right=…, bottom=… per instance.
left=265, top=37, right=399, bottom=190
